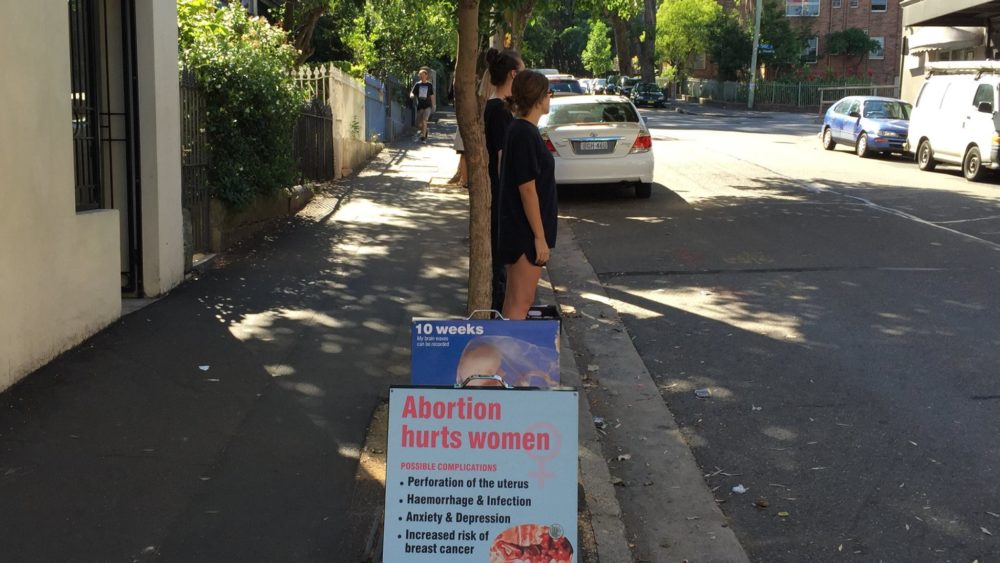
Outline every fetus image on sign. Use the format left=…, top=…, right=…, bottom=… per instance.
left=456, top=336, right=559, bottom=388
left=489, top=524, right=574, bottom=563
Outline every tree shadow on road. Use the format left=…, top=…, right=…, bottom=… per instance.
left=0, top=144, right=472, bottom=562
left=561, top=175, right=1000, bottom=562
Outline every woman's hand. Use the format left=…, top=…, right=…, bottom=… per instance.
left=534, top=237, right=550, bottom=266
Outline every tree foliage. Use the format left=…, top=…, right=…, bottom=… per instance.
left=574, top=0, right=641, bottom=74
left=307, top=9, right=363, bottom=63
left=179, top=0, right=304, bottom=208
left=655, top=0, right=721, bottom=79
left=522, top=3, right=589, bottom=74
left=582, top=20, right=614, bottom=76
left=344, top=0, right=456, bottom=78
left=756, top=0, right=808, bottom=77
left=708, top=12, right=752, bottom=81
left=826, top=27, right=881, bottom=67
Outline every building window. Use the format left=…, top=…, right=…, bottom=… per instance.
left=786, top=0, right=820, bottom=16
left=937, top=48, right=976, bottom=61
left=869, top=36, right=885, bottom=59
left=68, top=0, right=103, bottom=212
left=833, top=0, right=842, bottom=7
left=691, top=52, right=707, bottom=70
left=871, top=0, right=887, bottom=11
left=803, top=36, right=819, bottom=63
left=849, top=0, right=859, bottom=7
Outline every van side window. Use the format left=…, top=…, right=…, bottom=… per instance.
left=973, top=84, right=994, bottom=107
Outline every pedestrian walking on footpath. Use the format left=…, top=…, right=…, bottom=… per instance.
left=410, top=68, right=435, bottom=142
left=483, top=48, right=523, bottom=314
left=496, top=70, right=555, bottom=321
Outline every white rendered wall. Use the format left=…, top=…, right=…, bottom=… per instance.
left=0, top=2, right=122, bottom=391
left=135, top=0, right=184, bottom=296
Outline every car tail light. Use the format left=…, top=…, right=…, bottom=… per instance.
left=630, top=132, right=652, bottom=153
left=543, top=136, right=558, bottom=154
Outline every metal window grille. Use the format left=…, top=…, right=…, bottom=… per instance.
left=69, top=0, right=103, bottom=211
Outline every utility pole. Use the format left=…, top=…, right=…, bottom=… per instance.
left=748, top=0, right=763, bottom=109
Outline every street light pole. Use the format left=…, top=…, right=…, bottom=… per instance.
left=748, top=0, right=763, bottom=109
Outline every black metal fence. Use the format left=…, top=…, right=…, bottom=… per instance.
left=294, top=97, right=335, bottom=182
left=180, top=69, right=211, bottom=253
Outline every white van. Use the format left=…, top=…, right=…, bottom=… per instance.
left=907, top=61, right=1000, bottom=181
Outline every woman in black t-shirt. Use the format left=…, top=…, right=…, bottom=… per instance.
left=496, top=70, right=556, bottom=321
left=483, top=48, right=523, bottom=313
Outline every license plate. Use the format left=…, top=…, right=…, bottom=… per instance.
left=579, top=141, right=609, bottom=151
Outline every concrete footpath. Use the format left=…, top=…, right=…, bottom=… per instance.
left=0, top=111, right=746, bottom=562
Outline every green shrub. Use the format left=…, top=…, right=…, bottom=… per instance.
left=179, top=0, right=305, bottom=208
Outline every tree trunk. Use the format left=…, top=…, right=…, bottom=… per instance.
left=292, top=7, right=326, bottom=65
left=504, top=2, right=537, bottom=52
left=610, top=14, right=632, bottom=75
left=279, top=0, right=327, bottom=66
left=457, top=0, right=492, bottom=317
left=639, top=0, right=657, bottom=82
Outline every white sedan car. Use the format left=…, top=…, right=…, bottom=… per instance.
left=538, top=95, right=654, bottom=198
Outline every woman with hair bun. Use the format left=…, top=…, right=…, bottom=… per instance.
left=483, top=48, right=523, bottom=314
left=496, top=70, right=556, bottom=321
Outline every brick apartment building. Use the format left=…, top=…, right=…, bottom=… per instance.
left=692, top=0, right=903, bottom=84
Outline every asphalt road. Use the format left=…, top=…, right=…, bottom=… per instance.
left=559, top=106, right=1000, bottom=562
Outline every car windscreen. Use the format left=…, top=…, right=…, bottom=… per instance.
left=540, top=102, right=640, bottom=127
left=623, top=78, right=641, bottom=87
left=862, top=100, right=911, bottom=120
left=635, top=84, right=659, bottom=93
left=549, top=80, right=583, bottom=94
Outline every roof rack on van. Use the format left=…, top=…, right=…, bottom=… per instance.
left=926, top=61, right=1000, bottom=77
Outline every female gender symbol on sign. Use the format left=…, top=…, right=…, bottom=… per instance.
left=525, top=421, right=562, bottom=489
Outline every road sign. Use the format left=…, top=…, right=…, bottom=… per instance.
left=411, top=319, right=560, bottom=388
left=383, top=387, right=578, bottom=561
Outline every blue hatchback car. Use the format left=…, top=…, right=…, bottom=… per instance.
left=821, top=96, right=912, bottom=157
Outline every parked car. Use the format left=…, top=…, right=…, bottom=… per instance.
left=578, top=78, right=593, bottom=93
left=592, top=78, right=608, bottom=94
left=537, top=95, right=654, bottom=198
left=605, top=74, right=620, bottom=95
left=821, top=96, right=911, bottom=158
left=618, top=76, right=642, bottom=97
left=630, top=82, right=666, bottom=107
left=907, top=61, right=1000, bottom=181
left=548, top=76, right=584, bottom=96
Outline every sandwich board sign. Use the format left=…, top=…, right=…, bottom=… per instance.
left=410, top=319, right=560, bottom=388
left=383, top=387, right=578, bottom=561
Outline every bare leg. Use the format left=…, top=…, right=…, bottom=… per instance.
left=501, top=255, right=542, bottom=320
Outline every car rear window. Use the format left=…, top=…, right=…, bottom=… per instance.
left=862, top=100, right=911, bottom=119
left=541, top=102, right=640, bottom=126
left=549, top=79, right=583, bottom=94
